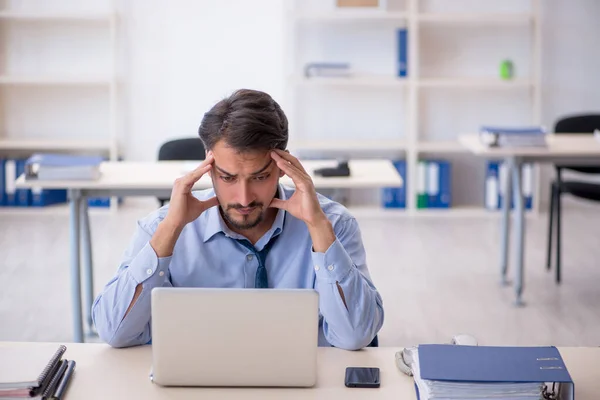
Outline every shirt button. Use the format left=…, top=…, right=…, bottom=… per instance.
left=246, top=254, right=254, bottom=261
left=327, top=265, right=334, bottom=271
left=159, top=271, right=165, bottom=277
left=314, top=265, right=320, bottom=271
left=146, top=269, right=153, bottom=275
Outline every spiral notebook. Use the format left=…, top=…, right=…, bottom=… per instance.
left=0, top=344, right=66, bottom=392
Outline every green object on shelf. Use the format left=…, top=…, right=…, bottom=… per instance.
left=500, top=59, right=514, bottom=80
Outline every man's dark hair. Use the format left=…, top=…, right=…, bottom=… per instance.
left=198, top=89, right=288, bottom=152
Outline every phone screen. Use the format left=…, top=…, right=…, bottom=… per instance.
left=345, top=367, right=380, bottom=388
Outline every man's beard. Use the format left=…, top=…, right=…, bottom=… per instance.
left=220, top=201, right=265, bottom=230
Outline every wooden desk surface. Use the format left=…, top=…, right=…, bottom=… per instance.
left=3, top=343, right=600, bottom=400
left=459, top=134, right=600, bottom=158
left=16, top=159, right=403, bottom=191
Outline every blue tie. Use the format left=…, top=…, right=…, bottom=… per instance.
left=235, top=235, right=279, bottom=288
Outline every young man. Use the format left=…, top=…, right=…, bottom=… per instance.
left=92, top=89, right=384, bottom=350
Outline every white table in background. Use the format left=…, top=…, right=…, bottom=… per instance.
left=459, top=134, right=600, bottom=306
left=16, top=160, right=403, bottom=343
left=3, top=343, right=600, bottom=400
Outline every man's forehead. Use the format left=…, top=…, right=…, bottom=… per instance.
left=213, top=154, right=274, bottom=176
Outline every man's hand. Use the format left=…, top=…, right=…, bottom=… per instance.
left=269, top=150, right=335, bottom=253
left=151, top=153, right=218, bottom=258
left=163, top=152, right=218, bottom=230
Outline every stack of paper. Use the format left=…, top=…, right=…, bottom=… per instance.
left=0, top=344, right=71, bottom=399
left=24, top=153, right=104, bottom=181
left=479, top=126, right=547, bottom=148
left=411, top=344, right=573, bottom=400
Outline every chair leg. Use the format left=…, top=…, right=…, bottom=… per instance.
left=546, top=183, right=556, bottom=271
left=556, top=188, right=562, bottom=284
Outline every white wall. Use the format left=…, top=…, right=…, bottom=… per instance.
left=120, top=0, right=286, bottom=162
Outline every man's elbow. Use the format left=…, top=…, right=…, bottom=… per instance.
left=100, top=324, right=147, bottom=348
left=342, top=307, right=384, bottom=350
left=92, top=302, right=142, bottom=348
left=105, top=333, right=140, bottom=349
left=331, top=331, right=377, bottom=351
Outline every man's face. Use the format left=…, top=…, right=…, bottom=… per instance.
left=209, top=140, right=283, bottom=231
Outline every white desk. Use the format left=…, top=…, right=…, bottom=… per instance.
left=16, top=160, right=403, bottom=343
left=459, top=134, right=600, bottom=306
left=4, top=343, right=600, bottom=400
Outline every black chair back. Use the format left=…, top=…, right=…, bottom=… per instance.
left=157, top=138, right=206, bottom=206
left=554, top=114, right=600, bottom=174
left=158, top=138, right=206, bottom=161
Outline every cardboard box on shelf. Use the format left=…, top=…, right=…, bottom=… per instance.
left=336, top=0, right=380, bottom=8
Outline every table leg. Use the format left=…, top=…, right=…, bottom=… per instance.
left=69, top=189, right=84, bottom=343
left=500, top=158, right=513, bottom=286
left=512, top=160, right=526, bottom=307
left=80, top=198, right=96, bottom=337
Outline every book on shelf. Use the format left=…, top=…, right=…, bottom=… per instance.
left=416, top=160, right=451, bottom=209
left=382, top=160, right=406, bottom=208
left=485, top=160, right=533, bottom=211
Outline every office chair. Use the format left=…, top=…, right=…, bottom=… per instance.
left=546, top=114, right=600, bottom=283
left=157, top=138, right=206, bottom=206
left=368, top=335, right=379, bottom=347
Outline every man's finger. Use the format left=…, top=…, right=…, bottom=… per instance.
left=272, top=149, right=307, bottom=173
left=269, top=197, right=288, bottom=210
left=272, top=152, right=305, bottom=184
left=185, top=153, right=215, bottom=182
left=182, top=159, right=214, bottom=187
left=202, top=196, right=219, bottom=210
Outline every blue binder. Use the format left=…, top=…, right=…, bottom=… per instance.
left=486, top=160, right=533, bottom=210
left=15, top=159, right=31, bottom=207
left=424, top=160, right=451, bottom=208
left=382, top=160, right=406, bottom=209
left=31, top=188, right=68, bottom=207
left=416, top=344, right=574, bottom=399
left=0, top=159, right=6, bottom=206
left=4, top=159, right=18, bottom=206
left=397, top=28, right=408, bottom=77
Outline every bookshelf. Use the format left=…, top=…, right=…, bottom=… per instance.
left=0, top=1, right=120, bottom=209
left=285, top=0, right=542, bottom=216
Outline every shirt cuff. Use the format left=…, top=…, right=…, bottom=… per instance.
left=128, top=242, right=173, bottom=285
left=311, top=238, right=353, bottom=284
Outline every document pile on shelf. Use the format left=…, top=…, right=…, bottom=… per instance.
left=479, top=126, right=547, bottom=148
left=24, top=153, right=103, bottom=181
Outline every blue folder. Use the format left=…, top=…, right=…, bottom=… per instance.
left=0, top=159, right=6, bottom=206
left=417, top=344, right=574, bottom=399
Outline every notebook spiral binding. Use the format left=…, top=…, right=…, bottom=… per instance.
left=41, top=360, right=68, bottom=398
left=33, top=345, right=67, bottom=395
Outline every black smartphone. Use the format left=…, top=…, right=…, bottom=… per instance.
left=344, top=367, right=380, bottom=388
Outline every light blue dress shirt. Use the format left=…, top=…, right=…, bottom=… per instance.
left=92, top=184, right=384, bottom=350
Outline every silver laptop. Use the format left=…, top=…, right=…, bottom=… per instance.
left=150, top=287, right=319, bottom=387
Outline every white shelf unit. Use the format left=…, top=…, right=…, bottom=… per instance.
left=0, top=11, right=112, bottom=22
left=0, top=1, right=119, bottom=208
left=285, top=0, right=541, bottom=216
left=290, top=138, right=407, bottom=152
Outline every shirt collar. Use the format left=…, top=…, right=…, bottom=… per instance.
left=202, top=184, right=287, bottom=244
